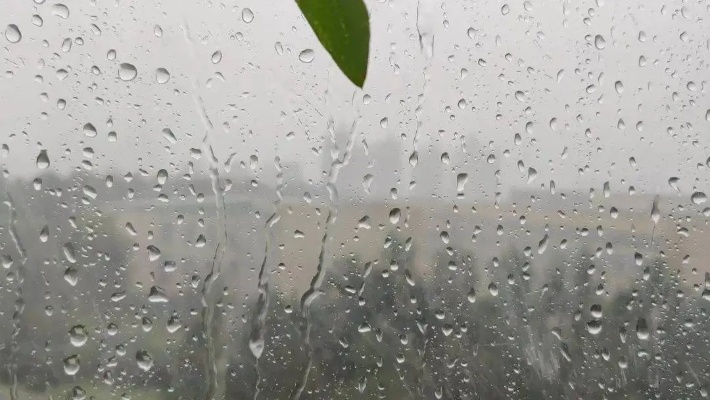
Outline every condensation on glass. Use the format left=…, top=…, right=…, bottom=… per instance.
left=1, top=0, right=709, bottom=399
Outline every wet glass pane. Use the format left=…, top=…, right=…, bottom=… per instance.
left=2, top=0, right=710, bottom=398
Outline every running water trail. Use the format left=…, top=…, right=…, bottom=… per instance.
left=6, top=195, right=27, bottom=400
left=182, top=21, right=228, bottom=400
left=250, top=157, right=283, bottom=400
left=291, top=119, right=359, bottom=400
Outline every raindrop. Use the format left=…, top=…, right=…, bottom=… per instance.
left=299, top=49, right=315, bottom=63
left=389, top=208, right=401, bottom=224
left=488, top=282, right=499, bottom=296
left=63, top=355, right=80, bottom=376
left=594, top=34, right=606, bottom=49
left=147, top=245, right=161, bottom=261
left=636, top=318, right=649, bottom=340
left=39, top=226, right=49, bottom=242
left=69, top=325, right=88, bottom=347
left=211, top=50, right=222, bottom=64
left=36, top=150, right=49, bottom=169
left=586, top=320, right=602, bottom=335
left=83, top=123, right=97, bottom=137
left=51, top=4, right=70, bottom=19
left=614, top=81, right=623, bottom=94
left=501, top=4, right=510, bottom=14
left=242, top=8, right=254, bottom=23
left=136, top=350, right=153, bottom=371
left=467, top=288, right=476, bottom=303
left=456, top=173, right=468, bottom=192
left=155, top=68, right=170, bottom=84
left=148, top=286, right=169, bottom=303
left=668, top=177, right=680, bottom=192
left=5, top=24, right=21, bottom=43
left=118, top=63, right=137, bottom=81
left=691, top=192, right=707, bottom=204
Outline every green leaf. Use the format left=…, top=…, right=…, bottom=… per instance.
left=297, top=0, right=370, bottom=88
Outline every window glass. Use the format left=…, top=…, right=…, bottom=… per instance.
left=2, top=0, right=709, bottom=398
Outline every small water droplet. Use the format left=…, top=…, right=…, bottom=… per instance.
left=501, top=4, right=510, bottom=14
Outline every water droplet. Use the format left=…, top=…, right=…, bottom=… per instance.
left=167, top=314, right=181, bottom=333
left=36, top=150, right=49, bottom=169
left=136, top=350, right=153, bottom=371
left=162, top=128, right=177, bottom=143
left=148, top=286, right=168, bottom=303
left=488, top=282, right=499, bottom=296
left=63, top=242, right=76, bottom=263
left=501, top=4, right=510, bottom=14
left=586, top=320, right=602, bottom=335
left=63, top=355, right=80, bottom=376
left=118, top=63, right=137, bottom=81
left=691, top=192, right=707, bottom=205
left=456, top=173, right=468, bottom=192
left=147, top=245, right=161, bottom=261
left=51, top=4, right=70, bottom=19
left=299, top=49, right=315, bottom=63
left=594, top=34, right=606, bottom=49
left=467, top=288, right=476, bottom=303
left=537, top=234, right=549, bottom=254
left=389, top=208, right=401, bottom=224
left=83, top=123, right=97, bottom=137
left=5, top=24, right=21, bottom=43
left=39, top=226, right=49, bottom=242
left=211, top=50, right=222, bottom=64
left=668, top=177, right=680, bottom=193
left=155, top=68, right=170, bottom=84
left=615, top=80, right=624, bottom=94
left=241, top=8, right=254, bottom=23
left=69, top=325, right=88, bottom=347
left=636, top=318, right=649, bottom=340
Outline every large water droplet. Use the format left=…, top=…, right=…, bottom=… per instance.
left=5, top=24, right=21, bottom=43
left=69, top=325, right=88, bottom=347
left=594, top=34, right=606, bottom=49
left=52, top=4, right=70, bottom=19
left=299, top=49, right=315, bottom=63
left=63, top=355, right=80, bottom=375
left=118, top=63, right=137, bottom=81
left=636, top=318, right=649, bottom=340
left=136, top=350, right=154, bottom=371
left=148, top=286, right=169, bottom=303
left=36, top=150, right=49, bottom=169
left=211, top=50, right=222, bottom=64
left=242, top=8, right=254, bottom=23
left=83, top=123, right=97, bottom=137
left=691, top=192, right=707, bottom=204
left=155, top=68, right=170, bottom=84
